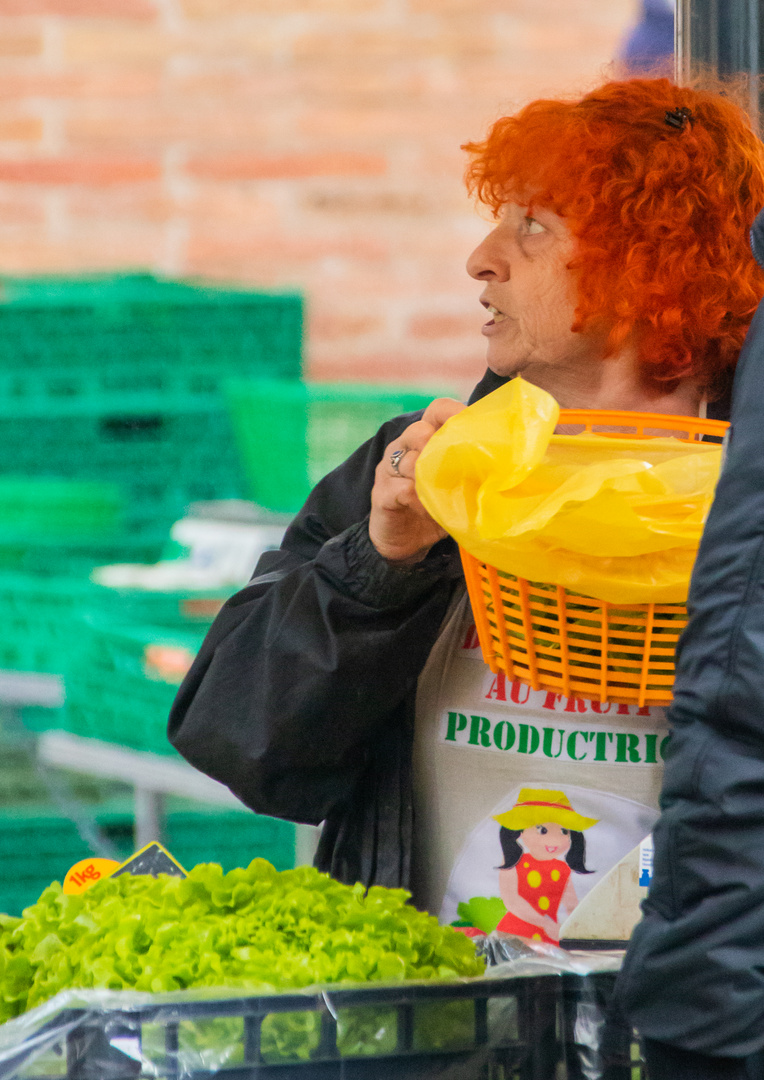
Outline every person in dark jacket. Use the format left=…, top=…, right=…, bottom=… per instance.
left=615, top=207, right=764, bottom=1079
left=168, top=80, right=764, bottom=1073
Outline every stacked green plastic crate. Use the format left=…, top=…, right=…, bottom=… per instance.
left=0, top=273, right=302, bottom=539
left=61, top=614, right=207, bottom=753
left=0, top=272, right=301, bottom=683
left=0, top=274, right=303, bottom=902
left=0, top=477, right=130, bottom=702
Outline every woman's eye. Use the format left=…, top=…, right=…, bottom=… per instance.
left=562, top=829, right=569, bottom=836
left=538, top=826, right=547, bottom=834
left=524, top=217, right=545, bottom=235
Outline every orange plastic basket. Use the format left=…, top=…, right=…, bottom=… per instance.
left=460, top=410, right=729, bottom=707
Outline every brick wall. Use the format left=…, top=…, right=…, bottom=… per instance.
left=0, top=0, right=637, bottom=391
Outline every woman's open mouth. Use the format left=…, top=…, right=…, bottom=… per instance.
left=484, top=304, right=509, bottom=325
left=480, top=301, right=511, bottom=336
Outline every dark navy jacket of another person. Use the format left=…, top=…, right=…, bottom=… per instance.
left=616, top=209, right=764, bottom=1058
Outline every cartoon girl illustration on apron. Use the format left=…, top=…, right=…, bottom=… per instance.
left=494, top=788, right=598, bottom=944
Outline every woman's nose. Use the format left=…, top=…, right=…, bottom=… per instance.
left=466, top=228, right=509, bottom=281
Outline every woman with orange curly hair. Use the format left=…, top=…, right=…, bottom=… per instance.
left=169, top=76, right=764, bottom=1076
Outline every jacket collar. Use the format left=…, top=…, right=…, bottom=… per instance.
left=468, top=367, right=509, bottom=404
left=469, top=366, right=731, bottom=422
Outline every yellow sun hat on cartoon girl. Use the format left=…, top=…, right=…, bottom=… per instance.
left=493, top=789, right=599, bottom=832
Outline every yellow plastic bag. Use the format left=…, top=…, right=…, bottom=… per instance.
left=415, top=378, right=722, bottom=604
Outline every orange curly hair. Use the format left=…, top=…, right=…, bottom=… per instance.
left=463, top=78, right=764, bottom=394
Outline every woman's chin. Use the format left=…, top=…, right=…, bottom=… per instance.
left=487, top=357, right=523, bottom=378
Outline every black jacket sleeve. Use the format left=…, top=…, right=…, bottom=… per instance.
left=167, top=409, right=463, bottom=827
left=615, top=215, right=764, bottom=1059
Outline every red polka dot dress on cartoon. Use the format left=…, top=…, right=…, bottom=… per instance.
left=493, top=788, right=598, bottom=944
left=496, top=854, right=571, bottom=943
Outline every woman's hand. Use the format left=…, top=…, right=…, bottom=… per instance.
left=369, top=397, right=465, bottom=564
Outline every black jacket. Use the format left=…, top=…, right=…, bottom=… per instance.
left=168, top=369, right=506, bottom=898
left=616, top=211, right=764, bottom=1058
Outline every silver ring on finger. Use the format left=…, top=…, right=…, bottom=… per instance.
left=389, top=447, right=409, bottom=476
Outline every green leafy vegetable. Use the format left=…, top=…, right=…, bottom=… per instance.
left=0, top=859, right=485, bottom=1028
left=336, top=1006, right=398, bottom=1057
left=413, top=999, right=475, bottom=1051
left=456, top=896, right=507, bottom=935
left=260, top=1011, right=321, bottom=1063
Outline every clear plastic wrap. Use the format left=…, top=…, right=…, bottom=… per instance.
left=0, top=936, right=642, bottom=1080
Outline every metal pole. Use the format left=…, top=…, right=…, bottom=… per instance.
left=134, top=787, right=165, bottom=849
left=675, top=0, right=761, bottom=129
left=675, top=0, right=689, bottom=84
left=749, top=1, right=762, bottom=124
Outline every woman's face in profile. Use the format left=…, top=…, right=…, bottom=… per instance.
left=467, top=202, right=605, bottom=385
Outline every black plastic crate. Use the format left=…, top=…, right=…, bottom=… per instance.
left=0, top=974, right=645, bottom=1080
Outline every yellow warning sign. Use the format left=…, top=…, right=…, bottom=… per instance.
left=111, top=842, right=187, bottom=879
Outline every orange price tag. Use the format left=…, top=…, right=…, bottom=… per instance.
left=144, top=644, right=196, bottom=684
left=63, top=857, right=120, bottom=895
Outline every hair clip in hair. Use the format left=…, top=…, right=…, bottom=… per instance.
left=665, top=106, right=693, bottom=130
